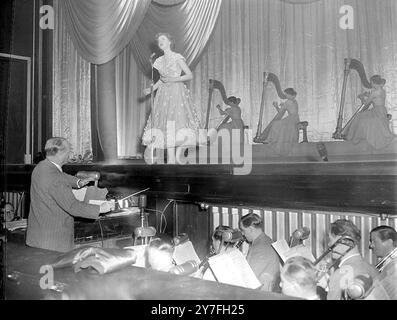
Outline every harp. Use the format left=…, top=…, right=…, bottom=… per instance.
left=253, top=72, right=288, bottom=143
left=205, top=80, right=231, bottom=131
left=333, top=58, right=372, bottom=140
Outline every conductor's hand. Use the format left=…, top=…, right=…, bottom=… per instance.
left=143, top=87, right=151, bottom=96
left=216, top=104, right=222, bottom=110
left=99, top=201, right=114, bottom=214
left=78, top=177, right=95, bottom=188
left=272, top=101, right=279, bottom=108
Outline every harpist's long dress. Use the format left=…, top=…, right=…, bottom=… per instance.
left=264, top=101, right=300, bottom=156
left=345, top=104, right=395, bottom=150
left=142, top=52, right=204, bottom=149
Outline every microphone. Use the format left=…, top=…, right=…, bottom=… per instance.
left=346, top=274, right=373, bottom=299
left=316, top=142, right=328, bottom=162
left=221, top=229, right=243, bottom=243
left=170, top=260, right=199, bottom=276
left=138, top=195, right=147, bottom=209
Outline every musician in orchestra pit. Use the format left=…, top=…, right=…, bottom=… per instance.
left=344, top=75, right=395, bottom=149
left=216, top=96, right=245, bottom=142
left=199, top=225, right=238, bottom=281
left=239, top=213, right=280, bottom=291
left=264, top=88, right=300, bottom=155
left=280, top=256, right=320, bottom=300
left=145, top=235, right=175, bottom=272
left=326, top=219, right=378, bottom=300
left=365, top=226, right=397, bottom=300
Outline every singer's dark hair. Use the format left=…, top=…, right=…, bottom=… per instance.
left=212, top=225, right=234, bottom=242
left=281, top=256, right=318, bottom=291
left=155, top=32, right=175, bottom=50
left=240, top=213, right=263, bottom=229
left=330, top=219, right=361, bottom=244
left=370, top=226, right=397, bottom=246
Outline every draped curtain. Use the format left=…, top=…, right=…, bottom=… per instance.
left=53, top=0, right=92, bottom=159
left=60, top=0, right=152, bottom=64
left=130, top=0, right=223, bottom=75
left=191, top=0, right=397, bottom=143
left=54, top=0, right=397, bottom=158
left=116, top=0, right=397, bottom=157
left=116, top=0, right=222, bottom=156
left=54, top=0, right=221, bottom=158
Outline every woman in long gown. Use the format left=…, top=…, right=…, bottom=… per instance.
left=264, top=88, right=300, bottom=155
left=344, top=75, right=395, bottom=150
left=142, top=33, right=204, bottom=150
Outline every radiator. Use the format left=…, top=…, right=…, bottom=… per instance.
left=210, top=205, right=397, bottom=265
left=1, top=192, right=27, bottom=218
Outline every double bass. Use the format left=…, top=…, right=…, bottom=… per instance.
left=254, top=72, right=288, bottom=143
left=333, top=58, right=372, bottom=140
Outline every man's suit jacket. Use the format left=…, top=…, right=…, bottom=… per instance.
left=26, top=159, right=99, bottom=252
left=246, top=232, right=280, bottom=291
left=327, top=254, right=378, bottom=300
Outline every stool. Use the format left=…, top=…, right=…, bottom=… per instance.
left=298, top=121, right=309, bottom=143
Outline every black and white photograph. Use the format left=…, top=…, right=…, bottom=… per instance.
left=1, top=0, right=396, bottom=310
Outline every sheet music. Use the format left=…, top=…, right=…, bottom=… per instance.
left=72, top=188, right=87, bottom=201
left=272, top=239, right=315, bottom=263
left=123, top=245, right=147, bottom=268
left=208, top=248, right=261, bottom=289
left=173, top=241, right=201, bottom=265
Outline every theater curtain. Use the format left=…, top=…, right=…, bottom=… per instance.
left=130, top=0, right=223, bottom=75
left=116, top=0, right=223, bottom=156
left=60, top=0, right=151, bottom=65
left=116, top=0, right=397, bottom=157
left=54, top=0, right=397, bottom=158
left=188, top=0, right=397, bottom=144
left=53, top=0, right=92, bottom=159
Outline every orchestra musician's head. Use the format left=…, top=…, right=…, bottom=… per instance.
left=211, top=225, right=235, bottom=254
left=280, top=256, right=319, bottom=300
left=239, top=213, right=263, bottom=243
left=328, top=219, right=361, bottom=260
left=284, top=88, right=297, bottom=100
left=44, top=137, right=72, bottom=167
left=369, top=226, right=397, bottom=259
left=155, top=33, right=174, bottom=52
left=370, top=75, right=386, bottom=88
left=146, top=234, right=175, bottom=272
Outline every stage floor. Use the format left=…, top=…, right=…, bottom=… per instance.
left=125, top=138, right=397, bottom=165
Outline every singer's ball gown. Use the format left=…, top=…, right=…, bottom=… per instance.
left=142, top=52, right=205, bottom=149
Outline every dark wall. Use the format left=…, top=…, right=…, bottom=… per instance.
left=0, top=0, right=52, bottom=167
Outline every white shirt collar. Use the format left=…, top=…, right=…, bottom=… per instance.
left=49, top=160, right=63, bottom=172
